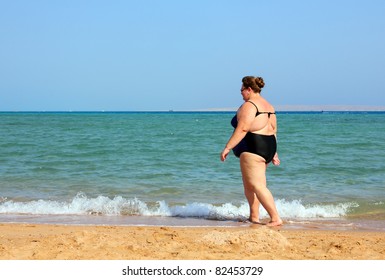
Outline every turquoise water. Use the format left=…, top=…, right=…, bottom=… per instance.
left=1, top=112, right=385, bottom=229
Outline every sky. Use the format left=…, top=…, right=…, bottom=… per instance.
left=1, top=0, right=384, bottom=111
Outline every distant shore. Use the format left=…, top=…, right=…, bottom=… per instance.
left=276, top=105, right=385, bottom=112
left=199, top=105, right=385, bottom=112
left=2, top=105, right=385, bottom=113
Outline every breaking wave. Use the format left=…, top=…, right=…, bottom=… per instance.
left=0, top=193, right=358, bottom=220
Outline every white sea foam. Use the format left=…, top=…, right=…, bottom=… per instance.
left=0, top=193, right=358, bottom=220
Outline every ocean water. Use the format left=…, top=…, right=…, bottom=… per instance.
left=1, top=111, right=385, bottom=230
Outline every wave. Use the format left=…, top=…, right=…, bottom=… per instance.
left=0, top=193, right=358, bottom=220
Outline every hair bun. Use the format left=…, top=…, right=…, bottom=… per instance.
left=255, top=77, right=265, bottom=89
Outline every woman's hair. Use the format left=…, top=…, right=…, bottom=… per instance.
left=242, top=76, right=265, bottom=93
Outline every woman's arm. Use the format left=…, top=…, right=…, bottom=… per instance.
left=220, top=102, right=255, bottom=161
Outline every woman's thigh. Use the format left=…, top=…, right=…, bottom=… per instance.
left=240, top=152, right=267, bottom=189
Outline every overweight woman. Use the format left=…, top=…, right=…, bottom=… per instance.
left=221, top=76, right=282, bottom=227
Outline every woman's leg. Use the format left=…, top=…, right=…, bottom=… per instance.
left=240, top=153, right=282, bottom=226
left=244, top=186, right=260, bottom=223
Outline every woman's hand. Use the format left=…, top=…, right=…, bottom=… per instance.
left=220, top=147, right=231, bottom=162
left=272, top=153, right=280, bottom=166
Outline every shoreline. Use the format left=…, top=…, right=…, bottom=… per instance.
left=1, top=222, right=384, bottom=260
left=2, top=214, right=385, bottom=232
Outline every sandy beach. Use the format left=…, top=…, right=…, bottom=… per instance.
left=1, top=223, right=384, bottom=260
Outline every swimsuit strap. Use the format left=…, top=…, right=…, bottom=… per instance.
left=247, top=101, right=275, bottom=118
left=247, top=101, right=259, bottom=116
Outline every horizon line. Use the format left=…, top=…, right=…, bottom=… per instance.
left=2, top=105, right=385, bottom=113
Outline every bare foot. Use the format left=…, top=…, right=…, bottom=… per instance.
left=248, top=219, right=264, bottom=225
left=243, top=219, right=264, bottom=225
left=266, top=219, right=283, bottom=227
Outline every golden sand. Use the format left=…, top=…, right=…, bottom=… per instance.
left=1, top=223, right=384, bottom=260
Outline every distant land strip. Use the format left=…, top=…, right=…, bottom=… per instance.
left=198, top=105, right=385, bottom=112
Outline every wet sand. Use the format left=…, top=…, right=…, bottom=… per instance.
left=1, top=223, right=384, bottom=260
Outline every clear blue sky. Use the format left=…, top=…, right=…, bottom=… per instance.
left=1, top=0, right=384, bottom=111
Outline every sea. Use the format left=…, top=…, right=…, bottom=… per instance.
left=1, top=111, right=385, bottom=231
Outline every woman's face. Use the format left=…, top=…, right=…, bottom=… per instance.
left=240, top=86, right=250, bottom=101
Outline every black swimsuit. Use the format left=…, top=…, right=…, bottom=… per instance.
left=231, top=101, right=277, bottom=163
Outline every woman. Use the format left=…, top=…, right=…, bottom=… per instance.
left=220, top=76, right=282, bottom=226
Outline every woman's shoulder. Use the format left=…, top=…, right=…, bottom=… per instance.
left=239, top=101, right=258, bottom=112
left=236, top=102, right=255, bottom=119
